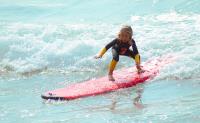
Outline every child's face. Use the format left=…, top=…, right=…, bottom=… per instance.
left=118, top=31, right=131, bottom=43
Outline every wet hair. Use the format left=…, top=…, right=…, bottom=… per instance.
left=118, top=25, right=133, bottom=44
left=119, top=25, right=133, bottom=37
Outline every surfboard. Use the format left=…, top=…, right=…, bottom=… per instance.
left=41, top=55, right=175, bottom=100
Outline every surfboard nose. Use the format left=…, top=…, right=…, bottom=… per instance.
left=41, top=93, right=66, bottom=100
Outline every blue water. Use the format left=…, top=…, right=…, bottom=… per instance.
left=0, top=0, right=200, bottom=123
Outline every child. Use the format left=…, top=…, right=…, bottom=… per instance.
left=95, top=25, right=144, bottom=81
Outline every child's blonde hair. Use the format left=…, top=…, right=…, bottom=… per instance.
left=119, top=25, right=133, bottom=38
left=118, top=25, right=133, bottom=44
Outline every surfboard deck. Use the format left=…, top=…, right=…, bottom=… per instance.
left=41, top=55, right=175, bottom=100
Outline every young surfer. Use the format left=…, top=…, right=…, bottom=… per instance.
left=95, top=25, right=144, bottom=81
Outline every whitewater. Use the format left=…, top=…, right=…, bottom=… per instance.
left=0, top=0, right=200, bottom=123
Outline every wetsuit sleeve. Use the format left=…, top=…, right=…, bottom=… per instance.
left=98, top=39, right=117, bottom=57
left=131, top=39, right=140, bottom=64
left=131, top=39, right=139, bottom=55
left=105, top=39, right=117, bottom=50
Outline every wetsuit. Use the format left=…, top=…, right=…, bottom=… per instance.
left=99, top=38, right=140, bottom=63
left=98, top=38, right=141, bottom=73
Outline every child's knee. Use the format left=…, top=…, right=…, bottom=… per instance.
left=112, top=50, right=119, bottom=61
left=113, top=56, right=119, bottom=61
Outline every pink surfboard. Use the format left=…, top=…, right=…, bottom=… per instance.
left=41, top=55, right=175, bottom=100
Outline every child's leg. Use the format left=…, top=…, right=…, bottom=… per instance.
left=123, top=49, right=135, bottom=60
left=124, top=49, right=140, bottom=67
left=124, top=50, right=144, bottom=73
left=108, top=49, right=119, bottom=81
left=109, top=59, right=117, bottom=75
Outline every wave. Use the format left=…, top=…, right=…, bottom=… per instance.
left=0, top=11, right=199, bottom=80
left=0, top=0, right=200, bottom=23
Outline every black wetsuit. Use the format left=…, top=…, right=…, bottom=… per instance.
left=105, top=38, right=139, bottom=62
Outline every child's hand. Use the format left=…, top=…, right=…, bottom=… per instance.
left=137, top=69, right=145, bottom=74
left=136, top=64, right=145, bottom=74
left=94, top=55, right=102, bottom=59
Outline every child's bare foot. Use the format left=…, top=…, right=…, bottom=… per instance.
left=137, top=69, right=145, bottom=74
left=108, top=74, right=115, bottom=81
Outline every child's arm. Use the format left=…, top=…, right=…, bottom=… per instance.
left=95, top=39, right=117, bottom=58
left=131, top=39, right=140, bottom=64
left=131, top=40, right=144, bottom=73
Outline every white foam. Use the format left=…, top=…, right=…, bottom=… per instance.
left=0, top=12, right=200, bottom=79
left=155, top=11, right=192, bottom=22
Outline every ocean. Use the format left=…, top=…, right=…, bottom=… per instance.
left=0, top=0, right=200, bottom=123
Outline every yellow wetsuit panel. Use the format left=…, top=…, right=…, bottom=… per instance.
left=135, top=54, right=141, bottom=64
left=109, top=59, right=118, bottom=71
left=99, top=47, right=107, bottom=57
